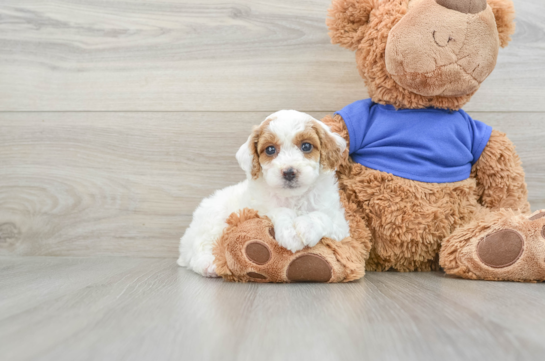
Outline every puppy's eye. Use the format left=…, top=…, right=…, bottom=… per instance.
left=301, top=143, right=313, bottom=153
left=265, top=146, right=276, bottom=156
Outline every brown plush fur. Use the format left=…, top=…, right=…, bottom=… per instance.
left=213, top=0, right=541, bottom=283
left=488, top=0, right=516, bottom=48
left=385, top=0, right=499, bottom=97
left=312, top=121, right=344, bottom=170
left=323, top=114, right=480, bottom=272
left=320, top=113, right=543, bottom=281
left=327, top=0, right=515, bottom=110
left=327, top=0, right=376, bottom=51
left=471, top=130, right=531, bottom=213
left=248, top=118, right=275, bottom=179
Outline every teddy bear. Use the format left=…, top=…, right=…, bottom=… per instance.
left=213, top=0, right=545, bottom=283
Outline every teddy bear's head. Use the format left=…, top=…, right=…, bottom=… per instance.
left=327, top=0, right=515, bottom=110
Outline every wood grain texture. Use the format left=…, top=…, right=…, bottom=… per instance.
left=1, top=257, right=545, bottom=361
left=0, top=0, right=544, bottom=111
left=0, top=111, right=543, bottom=258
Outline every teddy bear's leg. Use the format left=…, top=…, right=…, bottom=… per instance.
left=440, top=207, right=545, bottom=282
left=213, top=203, right=371, bottom=283
left=213, top=210, right=345, bottom=283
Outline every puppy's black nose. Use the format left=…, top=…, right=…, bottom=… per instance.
left=282, top=168, right=296, bottom=182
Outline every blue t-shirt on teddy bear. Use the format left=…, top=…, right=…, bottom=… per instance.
left=334, top=99, right=493, bottom=183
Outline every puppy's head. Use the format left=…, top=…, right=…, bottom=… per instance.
left=236, top=110, right=346, bottom=193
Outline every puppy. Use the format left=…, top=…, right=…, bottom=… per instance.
left=178, top=110, right=350, bottom=277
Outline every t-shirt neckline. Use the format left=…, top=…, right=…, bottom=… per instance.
left=378, top=103, right=454, bottom=113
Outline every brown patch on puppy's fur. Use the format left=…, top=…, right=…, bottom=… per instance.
left=247, top=118, right=275, bottom=179
left=292, top=120, right=343, bottom=171
left=309, top=121, right=343, bottom=171
left=256, top=130, right=281, bottom=168
left=293, top=127, right=321, bottom=163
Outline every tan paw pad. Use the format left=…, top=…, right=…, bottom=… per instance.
left=286, top=254, right=332, bottom=282
left=529, top=211, right=545, bottom=221
left=477, top=229, right=524, bottom=268
left=244, top=241, right=271, bottom=265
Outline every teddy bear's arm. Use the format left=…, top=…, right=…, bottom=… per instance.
left=471, top=129, right=531, bottom=213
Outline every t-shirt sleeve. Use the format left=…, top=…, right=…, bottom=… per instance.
left=463, top=111, right=493, bottom=165
left=334, top=99, right=373, bottom=155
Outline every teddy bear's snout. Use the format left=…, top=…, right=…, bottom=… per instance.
left=436, top=0, right=487, bottom=14
left=384, top=0, right=499, bottom=97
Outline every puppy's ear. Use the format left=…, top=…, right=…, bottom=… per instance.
left=236, top=126, right=262, bottom=179
left=327, top=0, right=376, bottom=51
left=313, top=120, right=347, bottom=171
left=487, top=0, right=516, bottom=48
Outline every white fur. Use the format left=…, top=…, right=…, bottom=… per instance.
left=178, top=110, right=350, bottom=277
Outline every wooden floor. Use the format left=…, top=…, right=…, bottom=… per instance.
left=1, top=257, right=545, bottom=361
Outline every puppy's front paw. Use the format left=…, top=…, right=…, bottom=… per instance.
left=275, top=224, right=305, bottom=253
left=191, top=254, right=219, bottom=278
left=294, top=216, right=325, bottom=248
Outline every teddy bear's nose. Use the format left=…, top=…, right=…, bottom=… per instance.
left=436, top=0, right=487, bottom=14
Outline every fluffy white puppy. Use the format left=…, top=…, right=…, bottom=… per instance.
left=178, top=110, right=351, bottom=277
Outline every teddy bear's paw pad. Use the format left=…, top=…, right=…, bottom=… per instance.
left=286, top=254, right=332, bottom=282
left=247, top=272, right=267, bottom=280
left=529, top=210, right=545, bottom=221
left=244, top=241, right=271, bottom=265
left=477, top=229, right=524, bottom=269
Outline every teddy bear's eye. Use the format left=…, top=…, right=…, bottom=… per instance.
left=265, top=146, right=276, bottom=156
left=301, top=143, right=313, bottom=153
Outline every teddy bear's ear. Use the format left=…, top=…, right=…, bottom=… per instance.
left=487, top=0, right=516, bottom=48
left=327, top=0, right=376, bottom=51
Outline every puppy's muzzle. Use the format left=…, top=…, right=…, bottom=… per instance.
left=282, top=168, right=297, bottom=182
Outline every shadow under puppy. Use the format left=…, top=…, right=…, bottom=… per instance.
left=179, top=110, right=370, bottom=282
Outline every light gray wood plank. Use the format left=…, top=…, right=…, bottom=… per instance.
left=1, top=257, right=545, bottom=361
left=0, top=111, right=256, bottom=258
left=0, top=111, right=543, bottom=258
left=0, top=0, right=543, bottom=112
